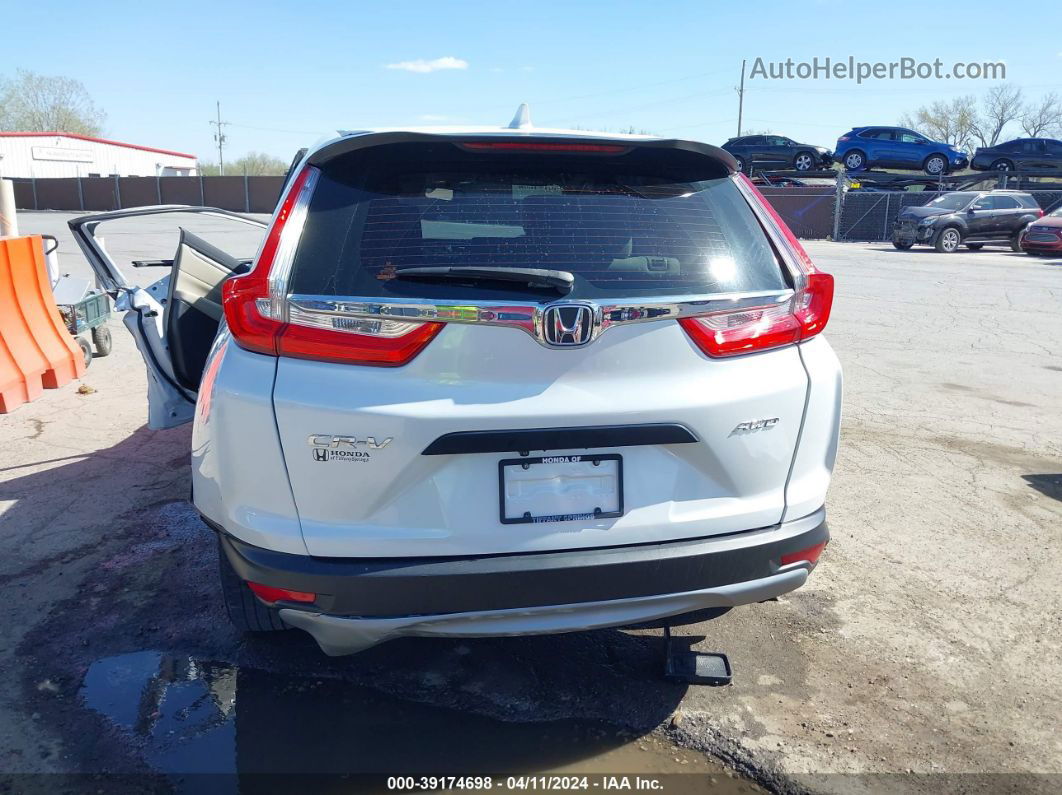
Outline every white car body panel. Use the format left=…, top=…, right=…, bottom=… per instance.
left=119, top=279, right=195, bottom=430
left=272, top=320, right=810, bottom=557
left=191, top=332, right=307, bottom=556
left=785, top=336, right=843, bottom=522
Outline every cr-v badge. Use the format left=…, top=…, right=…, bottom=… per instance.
left=308, top=434, right=392, bottom=463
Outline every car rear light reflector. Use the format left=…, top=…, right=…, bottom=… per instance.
left=247, top=582, right=316, bottom=605
left=781, top=542, right=828, bottom=566
left=223, top=165, right=442, bottom=366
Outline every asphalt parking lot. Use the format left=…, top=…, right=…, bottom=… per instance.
left=1, top=212, right=1060, bottom=792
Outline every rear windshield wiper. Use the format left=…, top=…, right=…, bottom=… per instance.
left=392, top=266, right=574, bottom=294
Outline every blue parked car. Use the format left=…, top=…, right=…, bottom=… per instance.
left=835, top=127, right=969, bottom=175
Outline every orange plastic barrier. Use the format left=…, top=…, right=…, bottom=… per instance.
left=0, top=235, right=85, bottom=412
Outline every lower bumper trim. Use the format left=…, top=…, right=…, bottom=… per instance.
left=279, top=568, right=809, bottom=655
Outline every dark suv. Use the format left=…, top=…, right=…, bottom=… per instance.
left=891, top=191, right=1043, bottom=252
left=970, top=138, right=1062, bottom=172
left=721, top=135, right=832, bottom=173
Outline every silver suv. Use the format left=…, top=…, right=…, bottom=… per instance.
left=72, top=111, right=842, bottom=655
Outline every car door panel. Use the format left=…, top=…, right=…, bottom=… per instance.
left=67, top=206, right=267, bottom=428
left=167, top=230, right=248, bottom=392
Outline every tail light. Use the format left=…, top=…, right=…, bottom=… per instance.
left=222, top=166, right=443, bottom=366
left=680, top=175, right=834, bottom=358
left=837, top=136, right=850, bottom=142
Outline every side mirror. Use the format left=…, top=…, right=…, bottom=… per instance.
left=967, top=207, right=977, bottom=214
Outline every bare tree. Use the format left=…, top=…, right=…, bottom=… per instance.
left=1020, top=92, right=1062, bottom=137
left=0, top=69, right=105, bottom=135
left=899, top=96, right=979, bottom=152
left=970, top=84, right=1024, bottom=147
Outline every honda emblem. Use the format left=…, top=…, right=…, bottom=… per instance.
left=541, top=303, right=595, bottom=347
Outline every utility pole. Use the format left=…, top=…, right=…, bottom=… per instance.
left=209, top=101, right=230, bottom=175
left=735, top=59, right=746, bottom=138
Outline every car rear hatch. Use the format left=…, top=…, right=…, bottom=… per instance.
left=224, top=132, right=833, bottom=557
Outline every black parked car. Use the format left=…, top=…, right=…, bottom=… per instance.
left=891, top=190, right=1043, bottom=253
left=721, top=135, right=832, bottom=173
left=970, top=138, right=1062, bottom=172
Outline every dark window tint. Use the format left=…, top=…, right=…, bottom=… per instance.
left=288, top=142, right=787, bottom=301
left=744, top=136, right=766, bottom=146
left=992, top=196, right=1019, bottom=209
left=996, top=140, right=1021, bottom=153
left=1046, top=141, right=1062, bottom=155
left=927, top=192, right=976, bottom=210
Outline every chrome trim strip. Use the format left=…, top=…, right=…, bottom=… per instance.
left=287, top=290, right=795, bottom=347
left=267, top=167, right=320, bottom=321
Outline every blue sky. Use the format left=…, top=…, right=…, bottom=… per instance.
left=5, top=0, right=1061, bottom=161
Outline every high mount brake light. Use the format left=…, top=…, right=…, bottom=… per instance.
left=460, top=142, right=628, bottom=154
left=222, top=166, right=443, bottom=366
left=679, top=174, right=835, bottom=358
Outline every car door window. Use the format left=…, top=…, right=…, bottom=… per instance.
left=745, top=136, right=766, bottom=146
left=899, top=133, right=924, bottom=144
left=768, top=136, right=789, bottom=147
left=1046, top=141, right=1062, bottom=156
left=1022, top=141, right=1044, bottom=154
left=992, top=196, right=1019, bottom=209
left=971, top=197, right=993, bottom=210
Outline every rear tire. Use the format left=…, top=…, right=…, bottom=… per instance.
left=91, top=325, right=112, bottom=357
left=892, top=240, right=914, bottom=250
left=733, top=156, right=746, bottom=173
left=966, top=243, right=984, bottom=251
left=991, top=159, right=1014, bottom=172
left=218, top=539, right=290, bottom=633
left=934, top=227, right=961, bottom=253
left=76, top=336, right=92, bottom=367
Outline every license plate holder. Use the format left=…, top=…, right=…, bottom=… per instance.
left=498, top=454, right=623, bottom=525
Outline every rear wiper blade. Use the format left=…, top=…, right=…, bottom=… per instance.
left=392, top=266, right=574, bottom=294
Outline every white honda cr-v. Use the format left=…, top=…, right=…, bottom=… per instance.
left=71, top=110, right=842, bottom=656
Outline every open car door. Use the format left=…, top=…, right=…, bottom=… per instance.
left=68, top=206, right=267, bottom=429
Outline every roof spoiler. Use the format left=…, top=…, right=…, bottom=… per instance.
left=306, top=131, right=739, bottom=174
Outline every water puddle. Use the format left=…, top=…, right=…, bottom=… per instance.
left=80, top=651, right=762, bottom=791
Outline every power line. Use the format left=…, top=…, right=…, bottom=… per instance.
left=209, top=101, right=230, bottom=174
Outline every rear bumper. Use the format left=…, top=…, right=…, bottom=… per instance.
left=215, top=508, right=828, bottom=654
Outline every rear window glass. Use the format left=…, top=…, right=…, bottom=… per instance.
left=288, top=142, right=788, bottom=301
